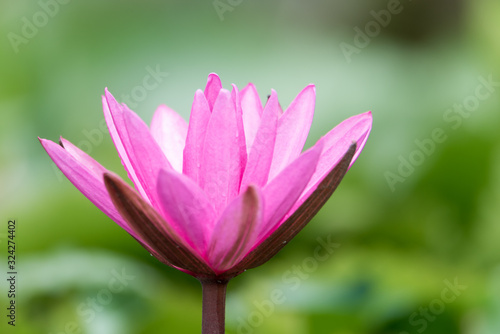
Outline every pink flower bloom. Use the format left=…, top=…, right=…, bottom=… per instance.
left=40, top=73, right=372, bottom=279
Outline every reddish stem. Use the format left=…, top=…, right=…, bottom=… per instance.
left=199, top=278, right=229, bottom=334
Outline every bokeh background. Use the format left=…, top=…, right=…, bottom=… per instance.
left=1, top=0, right=500, bottom=333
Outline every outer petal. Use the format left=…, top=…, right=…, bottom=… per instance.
left=121, top=107, right=173, bottom=210
left=44, top=138, right=183, bottom=269
left=183, top=90, right=211, bottom=183
left=226, top=143, right=356, bottom=277
left=204, top=73, right=222, bottom=111
left=59, top=137, right=107, bottom=177
left=156, top=168, right=216, bottom=255
left=207, top=185, right=263, bottom=273
left=240, top=83, right=263, bottom=151
left=104, top=173, right=213, bottom=275
left=294, top=111, right=372, bottom=210
left=257, top=139, right=324, bottom=242
left=150, top=105, right=188, bottom=173
left=240, top=89, right=279, bottom=189
left=199, top=89, right=242, bottom=214
left=103, top=90, right=148, bottom=201
left=268, top=84, right=316, bottom=180
left=39, top=138, right=135, bottom=237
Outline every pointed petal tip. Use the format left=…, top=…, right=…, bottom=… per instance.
left=244, top=184, right=260, bottom=201
left=304, top=84, right=316, bottom=93
left=38, top=137, right=50, bottom=149
left=210, top=88, right=232, bottom=107
left=241, top=82, right=261, bottom=99
left=194, top=89, right=206, bottom=101
left=103, top=171, right=113, bottom=185
left=217, top=88, right=232, bottom=99
left=345, top=111, right=373, bottom=130
left=104, top=88, right=117, bottom=106
left=349, top=141, right=357, bottom=151
left=295, top=84, right=316, bottom=101
left=39, top=137, right=60, bottom=149
left=243, top=82, right=257, bottom=91
left=103, top=172, right=127, bottom=191
left=206, top=72, right=221, bottom=84
left=204, top=75, right=224, bottom=111
left=242, top=184, right=263, bottom=216
left=230, top=83, right=239, bottom=93
left=362, top=110, right=373, bottom=120
left=103, top=172, right=125, bottom=198
left=358, top=111, right=373, bottom=131
left=267, top=89, right=279, bottom=103
left=104, top=87, right=117, bottom=101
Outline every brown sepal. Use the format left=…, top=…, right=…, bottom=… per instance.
left=224, top=143, right=356, bottom=278
left=103, top=172, right=214, bottom=275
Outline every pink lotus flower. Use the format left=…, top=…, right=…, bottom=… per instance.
left=40, top=73, right=371, bottom=278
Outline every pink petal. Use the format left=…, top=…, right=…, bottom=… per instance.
left=240, top=89, right=280, bottom=189
left=104, top=172, right=213, bottom=275
left=103, top=90, right=148, bottom=201
left=121, top=107, right=173, bottom=209
left=59, top=137, right=107, bottom=177
left=207, top=185, right=263, bottom=273
left=240, top=83, right=263, bottom=151
left=156, top=168, right=216, bottom=255
left=268, top=84, right=316, bottom=180
left=44, top=138, right=172, bottom=268
left=39, top=138, right=136, bottom=238
left=294, top=111, right=372, bottom=210
left=183, top=90, right=211, bottom=183
left=226, top=143, right=356, bottom=276
left=150, top=104, right=188, bottom=173
left=199, top=89, right=242, bottom=214
left=231, top=84, right=248, bottom=181
left=204, top=73, right=222, bottom=111
left=257, top=139, right=324, bottom=242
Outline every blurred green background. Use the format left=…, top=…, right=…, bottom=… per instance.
left=1, top=0, right=500, bottom=333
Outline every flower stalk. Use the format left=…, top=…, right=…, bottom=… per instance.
left=199, top=278, right=229, bottom=334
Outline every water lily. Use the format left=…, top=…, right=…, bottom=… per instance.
left=40, top=73, right=372, bottom=333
